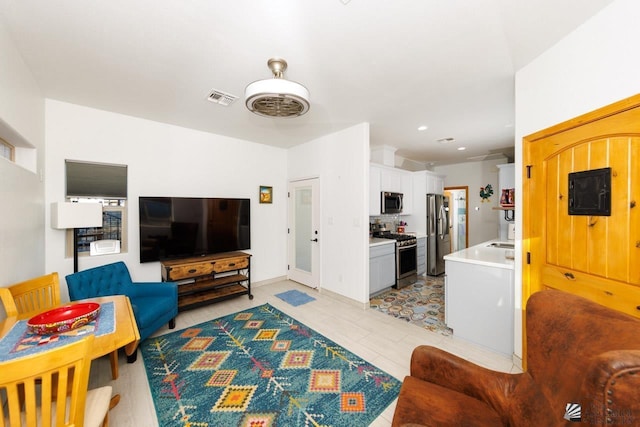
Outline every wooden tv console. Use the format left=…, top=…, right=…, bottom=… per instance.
left=160, top=251, right=252, bottom=311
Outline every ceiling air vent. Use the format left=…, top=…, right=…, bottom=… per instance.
left=207, top=89, right=238, bottom=106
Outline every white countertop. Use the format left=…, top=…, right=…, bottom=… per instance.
left=369, top=237, right=396, bottom=247
left=444, top=240, right=515, bottom=270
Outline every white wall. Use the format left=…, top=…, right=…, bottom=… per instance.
left=433, top=158, right=505, bottom=246
left=513, top=0, right=640, bottom=360
left=0, top=19, right=45, bottom=289
left=44, top=100, right=289, bottom=301
left=288, top=123, right=370, bottom=303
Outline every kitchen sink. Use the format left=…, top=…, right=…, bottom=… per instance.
left=486, top=242, right=515, bottom=249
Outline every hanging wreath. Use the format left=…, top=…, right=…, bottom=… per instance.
left=479, top=184, right=493, bottom=202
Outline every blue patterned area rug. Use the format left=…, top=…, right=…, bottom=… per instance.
left=141, top=303, right=401, bottom=426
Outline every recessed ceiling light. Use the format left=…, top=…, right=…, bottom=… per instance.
left=457, top=146, right=466, bottom=151
left=418, top=125, right=428, bottom=131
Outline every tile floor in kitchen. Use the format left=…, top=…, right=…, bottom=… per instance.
left=89, top=279, right=522, bottom=426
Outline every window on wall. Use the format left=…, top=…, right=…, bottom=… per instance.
left=64, top=160, right=128, bottom=257
left=65, top=198, right=127, bottom=256
left=0, top=137, right=15, bottom=161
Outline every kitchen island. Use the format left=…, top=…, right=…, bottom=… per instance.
left=444, top=240, right=514, bottom=356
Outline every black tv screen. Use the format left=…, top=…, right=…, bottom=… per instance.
left=139, top=197, right=250, bottom=263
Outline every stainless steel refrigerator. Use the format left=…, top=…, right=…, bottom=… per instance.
left=426, top=193, right=451, bottom=275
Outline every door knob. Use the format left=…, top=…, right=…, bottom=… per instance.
left=310, top=238, right=318, bottom=242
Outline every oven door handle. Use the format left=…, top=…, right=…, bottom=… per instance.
left=398, top=243, right=417, bottom=249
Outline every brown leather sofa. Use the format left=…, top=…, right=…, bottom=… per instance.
left=392, top=289, right=640, bottom=426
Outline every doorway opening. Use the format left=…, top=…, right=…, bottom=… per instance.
left=287, top=178, right=320, bottom=288
left=444, top=186, right=468, bottom=253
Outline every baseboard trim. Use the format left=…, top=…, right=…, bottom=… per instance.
left=252, top=275, right=287, bottom=288
left=256, top=277, right=368, bottom=309
left=318, top=287, right=368, bottom=310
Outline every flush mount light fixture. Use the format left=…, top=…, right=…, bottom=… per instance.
left=418, top=125, right=428, bottom=131
left=245, top=58, right=310, bottom=118
left=457, top=146, right=466, bottom=151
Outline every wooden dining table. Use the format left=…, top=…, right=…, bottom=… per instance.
left=0, top=294, right=140, bottom=380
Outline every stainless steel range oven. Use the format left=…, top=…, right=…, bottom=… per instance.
left=371, top=226, right=417, bottom=288
left=396, top=237, right=417, bottom=280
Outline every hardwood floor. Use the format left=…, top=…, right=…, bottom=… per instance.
left=89, top=279, right=521, bottom=426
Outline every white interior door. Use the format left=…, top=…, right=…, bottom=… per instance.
left=287, top=178, right=320, bottom=288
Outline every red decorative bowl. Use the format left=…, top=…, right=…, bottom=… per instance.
left=27, top=302, right=101, bottom=335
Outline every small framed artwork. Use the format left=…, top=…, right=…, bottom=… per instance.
left=259, top=186, right=273, bottom=204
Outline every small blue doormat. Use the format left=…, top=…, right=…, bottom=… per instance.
left=275, top=289, right=316, bottom=306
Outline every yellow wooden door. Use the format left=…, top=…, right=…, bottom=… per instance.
left=522, top=94, right=640, bottom=365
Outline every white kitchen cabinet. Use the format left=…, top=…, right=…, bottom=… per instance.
left=369, top=165, right=381, bottom=215
left=417, top=236, right=426, bottom=276
left=404, top=171, right=445, bottom=235
left=380, top=167, right=403, bottom=193
left=370, top=163, right=414, bottom=216
left=436, top=176, right=444, bottom=194
left=400, top=172, right=413, bottom=215
left=444, top=244, right=514, bottom=356
left=426, top=173, right=444, bottom=195
left=369, top=241, right=396, bottom=295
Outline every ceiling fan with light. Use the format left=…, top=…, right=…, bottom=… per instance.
left=244, top=58, right=310, bottom=118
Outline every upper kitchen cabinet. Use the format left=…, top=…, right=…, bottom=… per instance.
left=369, top=165, right=381, bottom=215
left=406, top=170, right=446, bottom=235
left=413, top=170, right=445, bottom=197
left=380, top=166, right=403, bottom=193
left=426, top=172, right=444, bottom=195
left=369, top=164, right=414, bottom=216
left=401, top=172, right=413, bottom=215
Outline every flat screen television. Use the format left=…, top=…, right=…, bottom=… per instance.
left=139, top=197, right=250, bottom=263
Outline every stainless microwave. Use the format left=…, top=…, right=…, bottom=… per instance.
left=381, top=191, right=403, bottom=214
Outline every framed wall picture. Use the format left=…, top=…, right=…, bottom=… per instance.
left=259, top=186, right=273, bottom=204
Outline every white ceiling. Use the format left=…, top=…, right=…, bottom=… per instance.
left=0, top=0, right=614, bottom=166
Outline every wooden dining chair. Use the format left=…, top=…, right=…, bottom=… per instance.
left=0, top=273, right=119, bottom=380
left=0, top=334, right=112, bottom=427
left=0, top=287, right=18, bottom=318
left=0, top=272, right=61, bottom=320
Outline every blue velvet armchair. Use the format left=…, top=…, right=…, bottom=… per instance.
left=65, top=261, right=178, bottom=362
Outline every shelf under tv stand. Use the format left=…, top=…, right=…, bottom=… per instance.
left=160, top=251, right=253, bottom=311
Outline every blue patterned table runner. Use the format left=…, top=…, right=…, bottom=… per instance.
left=0, top=301, right=115, bottom=362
